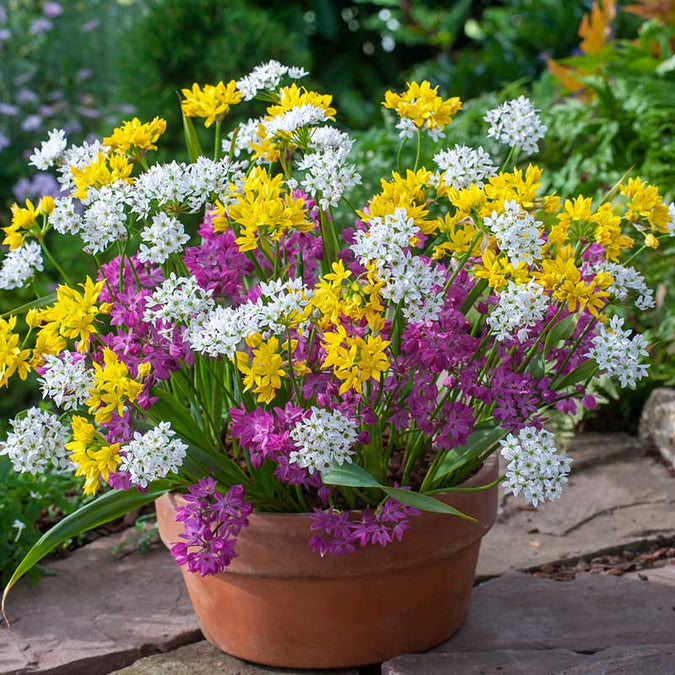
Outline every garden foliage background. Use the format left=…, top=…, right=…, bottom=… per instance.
left=0, top=0, right=673, bottom=584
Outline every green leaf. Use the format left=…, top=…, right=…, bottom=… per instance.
left=544, top=315, right=577, bottom=355
left=322, top=462, right=474, bottom=520
left=382, top=486, right=476, bottom=521
left=555, top=359, right=598, bottom=390
left=1, top=293, right=57, bottom=319
left=2, top=483, right=170, bottom=619
left=433, top=425, right=505, bottom=486
left=182, top=112, right=203, bottom=163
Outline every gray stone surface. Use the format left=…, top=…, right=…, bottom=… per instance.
left=0, top=533, right=200, bottom=675
left=110, top=641, right=357, bottom=674
left=437, top=571, right=675, bottom=653
left=384, top=645, right=675, bottom=675
left=640, top=386, right=675, bottom=467
left=477, top=433, right=675, bottom=577
left=625, top=562, right=675, bottom=585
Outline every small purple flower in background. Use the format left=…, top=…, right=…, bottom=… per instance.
left=81, top=19, right=100, bottom=33
left=13, top=172, right=62, bottom=202
left=43, top=2, right=63, bottom=18
left=0, top=28, right=11, bottom=42
left=29, top=18, right=53, bottom=35
left=308, top=497, right=422, bottom=556
left=0, top=103, right=19, bottom=117
left=0, top=6, right=7, bottom=23
left=17, top=89, right=39, bottom=105
left=170, top=479, right=253, bottom=576
left=0, top=132, right=9, bottom=152
left=76, top=68, right=93, bottom=82
left=21, top=114, right=42, bottom=132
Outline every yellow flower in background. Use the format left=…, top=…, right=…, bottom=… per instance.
left=70, top=151, right=134, bottom=200
left=33, top=277, right=111, bottom=354
left=181, top=81, right=242, bottom=127
left=86, top=349, right=148, bottom=424
left=2, top=199, right=44, bottom=249
left=236, top=335, right=286, bottom=404
left=223, top=167, right=312, bottom=251
left=383, top=81, right=462, bottom=133
left=66, top=416, right=121, bottom=494
left=104, top=117, right=167, bottom=156
left=592, top=203, right=634, bottom=260
left=266, top=84, right=336, bottom=123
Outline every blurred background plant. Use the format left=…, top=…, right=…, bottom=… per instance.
left=0, top=0, right=673, bottom=577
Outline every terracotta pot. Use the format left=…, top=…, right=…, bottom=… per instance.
left=155, top=453, right=499, bottom=668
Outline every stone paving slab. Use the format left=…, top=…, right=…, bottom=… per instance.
left=0, top=532, right=200, bottom=675
left=383, top=644, right=675, bottom=675
left=110, top=641, right=358, bottom=674
left=477, top=433, right=675, bottom=577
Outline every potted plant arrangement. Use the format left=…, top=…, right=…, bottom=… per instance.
left=1, top=61, right=672, bottom=668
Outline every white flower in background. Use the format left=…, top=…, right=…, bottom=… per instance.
left=484, top=96, right=547, bottom=154
left=57, top=139, right=106, bottom=190
left=223, top=117, right=264, bottom=158
left=130, top=161, right=190, bottom=217
left=236, top=60, right=308, bottom=100
left=487, top=280, right=550, bottom=342
left=0, top=240, right=43, bottom=290
left=433, top=144, right=497, bottom=190
left=120, top=422, right=187, bottom=487
left=37, top=352, right=94, bottom=410
left=500, top=426, right=572, bottom=507
left=594, top=261, right=654, bottom=311
left=0, top=408, right=70, bottom=474
left=667, top=202, right=675, bottom=236
left=289, top=407, right=358, bottom=474
left=138, top=212, right=190, bottom=264
left=308, top=126, right=354, bottom=153
left=143, top=274, right=214, bottom=327
left=587, top=315, right=649, bottom=388
left=290, top=148, right=361, bottom=210
left=484, top=200, right=544, bottom=267
left=80, top=182, right=130, bottom=254
left=49, top=196, right=82, bottom=235
left=29, top=128, right=67, bottom=170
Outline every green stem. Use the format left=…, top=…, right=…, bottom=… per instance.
left=39, top=240, right=71, bottom=285
left=413, top=128, right=423, bottom=172
left=214, top=120, right=222, bottom=161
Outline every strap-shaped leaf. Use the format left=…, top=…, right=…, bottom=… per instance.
left=323, top=463, right=475, bottom=521
left=182, top=111, right=203, bottom=163
left=555, top=359, right=598, bottom=390
left=1, top=293, right=57, bottom=318
left=2, top=482, right=171, bottom=622
left=544, top=315, right=577, bottom=355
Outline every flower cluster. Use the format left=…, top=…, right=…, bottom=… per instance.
left=170, top=479, right=253, bottom=575
left=0, top=61, right=669, bottom=585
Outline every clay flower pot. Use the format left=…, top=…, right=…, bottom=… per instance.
left=155, top=454, right=499, bottom=668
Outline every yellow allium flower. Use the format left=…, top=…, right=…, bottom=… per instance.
left=592, top=203, right=634, bottom=261
left=2, top=199, right=42, bottom=249
left=181, top=81, right=242, bottom=128
left=70, top=151, right=134, bottom=200
left=34, top=277, right=111, bottom=354
left=104, top=117, right=167, bottom=156
left=266, top=84, right=336, bottom=121
left=236, top=336, right=286, bottom=404
left=86, top=349, right=146, bottom=424
left=484, top=165, right=542, bottom=210
left=383, top=81, right=461, bottom=132
left=620, top=176, right=670, bottom=233
left=0, top=316, right=32, bottom=387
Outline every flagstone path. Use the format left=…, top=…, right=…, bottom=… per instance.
left=0, top=431, right=672, bottom=675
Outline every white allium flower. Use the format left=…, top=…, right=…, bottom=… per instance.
left=49, top=196, right=82, bottom=235
left=57, top=139, right=106, bottom=190
left=138, top=212, right=190, bottom=264
left=292, top=148, right=361, bottom=210
left=184, top=156, right=239, bottom=211
left=484, top=200, right=545, bottom=267
left=263, top=104, right=331, bottom=138
left=500, top=426, right=572, bottom=507
left=223, top=117, right=264, bottom=158
left=0, top=407, right=70, bottom=474
left=351, top=208, right=418, bottom=268
left=236, top=60, right=308, bottom=100
left=395, top=116, right=417, bottom=139
left=37, top=351, right=94, bottom=410
left=129, top=161, right=190, bottom=217
left=487, top=280, right=550, bottom=342
left=308, top=126, right=354, bottom=153
left=29, top=128, right=67, bottom=170
left=289, top=407, right=358, bottom=474
left=0, top=240, right=43, bottom=290
left=120, top=421, right=187, bottom=487
left=144, top=273, right=214, bottom=328
left=433, top=144, right=497, bottom=190
left=484, top=96, right=547, bottom=155
left=186, top=306, right=250, bottom=359
left=586, top=315, right=649, bottom=388
left=80, top=182, right=130, bottom=254
left=594, top=261, right=654, bottom=310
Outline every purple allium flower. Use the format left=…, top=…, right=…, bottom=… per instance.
left=170, top=480, right=253, bottom=576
